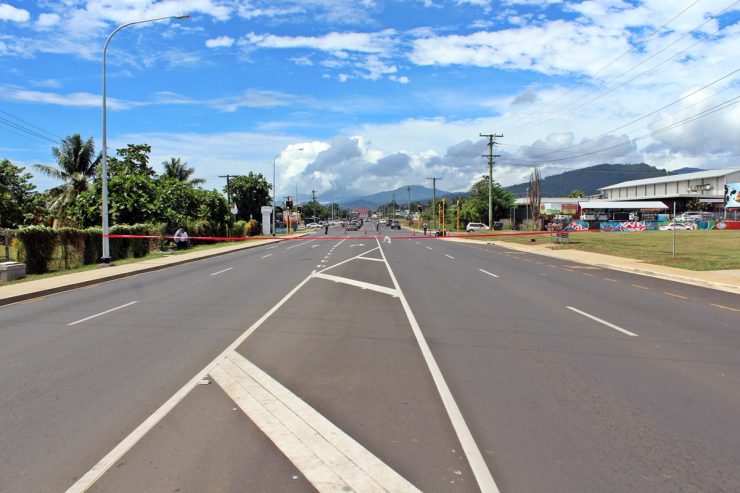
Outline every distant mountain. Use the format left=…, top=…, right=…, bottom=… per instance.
left=339, top=185, right=452, bottom=210
left=504, top=163, right=705, bottom=197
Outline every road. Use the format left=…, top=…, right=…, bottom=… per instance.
left=1, top=223, right=739, bottom=492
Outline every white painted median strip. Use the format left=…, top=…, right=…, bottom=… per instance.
left=212, top=352, right=420, bottom=493
left=378, top=239, right=500, bottom=493
left=313, top=272, right=398, bottom=297
left=67, top=301, right=139, bottom=326
left=567, top=306, right=638, bottom=337
left=211, top=267, right=234, bottom=275
left=479, top=269, right=499, bottom=278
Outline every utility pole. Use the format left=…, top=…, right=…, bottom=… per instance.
left=480, top=133, right=503, bottom=228
left=391, top=192, right=396, bottom=219
left=406, top=185, right=411, bottom=221
left=427, top=177, right=441, bottom=230
left=218, top=174, right=242, bottom=211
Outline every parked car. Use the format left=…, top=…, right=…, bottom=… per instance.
left=305, top=222, right=321, bottom=228
left=390, top=220, right=401, bottom=230
left=466, top=222, right=489, bottom=232
left=659, top=222, right=693, bottom=230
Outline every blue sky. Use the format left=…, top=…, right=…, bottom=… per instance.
left=1, top=0, right=739, bottom=202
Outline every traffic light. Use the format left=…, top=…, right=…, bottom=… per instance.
left=286, top=199, right=293, bottom=209
left=417, top=204, right=423, bottom=212
left=297, top=206, right=303, bottom=213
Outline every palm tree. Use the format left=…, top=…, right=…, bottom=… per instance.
left=161, top=157, right=205, bottom=186
left=34, top=134, right=100, bottom=226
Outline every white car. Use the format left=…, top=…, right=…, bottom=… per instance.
left=659, top=222, right=693, bottom=231
left=305, top=222, right=321, bottom=228
left=466, top=222, right=489, bottom=232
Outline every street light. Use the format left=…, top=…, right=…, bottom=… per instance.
left=100, top=14, right=190, bottom=264
left=272, top=147, right=303, bottom=236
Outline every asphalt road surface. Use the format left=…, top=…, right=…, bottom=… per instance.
left=1, top=222, right=739, bottom=492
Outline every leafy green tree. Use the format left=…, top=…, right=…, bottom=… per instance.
left=162, top=157, right=205, bottom=186
left=33, top=134, right=100, bottom=226
left=228, top=172, right=272, bottom=223
left=568, top=189, right=585, bottom=198
left=0, top=159, right=40, bottom=227
left=461, top=177, right=514, bottom=224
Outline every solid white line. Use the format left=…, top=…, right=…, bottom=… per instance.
left=213, top=352, right=420, bottom=492
left=445, top=254, right=455, bottom=259
left=479, top=269, right=499, bottom=278
left=66, top=274, right=316, bottom=493
left=357, top=257, right=384, bottom=262
left=260, top=254, right=272, bottom=259
left=67, top=301, right=139, bottom=326
left=313, top=272, right=398, bottom=297
left=377, top=239, right=500, bottom=493
left=567, top=306, right=639, bottom=337
left=286, top=239, right=316, bottom=250
left=319, top=247, right=379, bottom=273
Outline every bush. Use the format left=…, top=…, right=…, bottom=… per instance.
left=17, top=226, right=56, bottom=274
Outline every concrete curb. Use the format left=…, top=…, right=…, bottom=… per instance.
left=443, top=236, right=740, bottom=295
left=0, top=238, right=287, bottom=307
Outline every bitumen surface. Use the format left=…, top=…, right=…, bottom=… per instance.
left=2, top=233, right=739, bottom=305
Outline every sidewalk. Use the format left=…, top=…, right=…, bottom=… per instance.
left=445, top=237, right=740, bottom=296
left=0, top=238, right=281, bottom=306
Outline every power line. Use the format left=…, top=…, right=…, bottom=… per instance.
left=0, top=116, right=60, bottom=146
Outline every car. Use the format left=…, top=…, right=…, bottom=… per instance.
left=390, top=220, right=401, bottom=230
left=347, top=222, right=360, bottom=231
left=466, top=222, right=489, bottom=232
left=305, top=222, right=321, bottom=228
left=659, top=222, right=693, bottom=230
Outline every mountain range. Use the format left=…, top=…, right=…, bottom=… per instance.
left=334, top=164, right=705, bottom=209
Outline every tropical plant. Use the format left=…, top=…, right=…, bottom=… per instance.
left=33, top=134, right=100, bottom=226
left=1, top=159, right=40, bottom=227
left=161, top=157, right=205, bottom=186
left=460, top=176, right=515, bottom=224
left=568, top=189, right=586, bottom=198
left=228, top=172, right=272, bottom=223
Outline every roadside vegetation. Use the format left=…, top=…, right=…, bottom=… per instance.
left=483, top=230, right=740, bottom=271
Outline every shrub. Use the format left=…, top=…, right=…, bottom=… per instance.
left=17, top=226, right=56, bottom=274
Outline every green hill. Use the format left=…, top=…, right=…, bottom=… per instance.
left=504, top=163, right=702, bottom=197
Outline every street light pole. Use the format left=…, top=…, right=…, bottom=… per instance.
left=101, top=14, right=190, bottom=264
left=272, top=147, right=303, bottom=236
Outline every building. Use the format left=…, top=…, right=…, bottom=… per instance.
left=598, top=168, right=740, bottom=212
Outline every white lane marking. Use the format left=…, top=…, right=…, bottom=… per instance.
left=567, top=306, right=639, bottom=337
left=211, top=267, right=235, bottom=275
left=286, top=239, right=316, bottom=250
left=67, top=301, right=139, bottom=326
left=358, top=257, right=384, bottom=262
left=66, top=274, right=316, bottom=493
left=319, top=247, right=380, bottom=274
left=479, top=269, right=499, bottom=278
left=377, top=239, right=500, bottom=493
left=261, top=253, right=274, bottom=259
left=350, top=243, right=365, bottom=247
left=212, top=352, right=420, bottom=492
left=426, top=246, right=432, bottom=250
left=445, top=254, right=455, bottom=259
left=312, top=244, right=320, bottom=249
left=312, top=272, right=398, bottom=297
left=415, top=242, right=420, bottom=244
left=266, top=245, right=279, bottom=250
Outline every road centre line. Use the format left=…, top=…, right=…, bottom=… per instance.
left=567, top=306, right=639, bottom=337
left=212, top=353, right=419, bottom=492
left=445, top=254, right=455, bottom=259
left=211, top=267, right=235, bottom=275
left=479, top=269, right=499, bottom=278
left=631, top=284, right=650, bottom=290
left=66, top=269, right=317, bottom=493
left=378, top=239, right=499, bottom=493
left=664, top=292, right=688, bottom=299
left=67, top=301, right=139, bottom=326
left=604, top=278, right=619, bottom=282
left=710, top=303, right=739, bottom=312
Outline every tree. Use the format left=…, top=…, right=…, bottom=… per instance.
left=528, top=167, right=542, bottom=226
left=162, top=157, right=205, bottom=186
left=568, top=189, right=585, bottom=198
left=227, top=172, right=272, bottom=223
left=33, top=134, right=100, bottom=226
left=460, top=176, right=514, bottom=224
left=0, top=159, right=40, bottom=228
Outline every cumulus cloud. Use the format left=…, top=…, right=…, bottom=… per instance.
left=36, top=12, right=60, bottom=27
left=245, top=30, right=396, bottom=55
left=205, top=35, right=235, bottom=48
left=0, top=3, right=30, bottom=22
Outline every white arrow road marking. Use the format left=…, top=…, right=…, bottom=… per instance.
left=567, top=306, right=638, bottom=337
left=211, top=352, right=420, bottom=493
left=67, top=301, right=139, bottom=326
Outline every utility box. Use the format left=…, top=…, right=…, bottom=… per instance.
left=0, top=262, right=26, bottom=282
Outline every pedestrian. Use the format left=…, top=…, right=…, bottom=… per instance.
left=423, top=222, right=428, bottom=235
left=174, top=228, right=188, bottom=250
left=325, top=224, right=329, bottom=234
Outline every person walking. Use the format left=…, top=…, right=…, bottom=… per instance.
left=423, top=222, right=428, bottom=235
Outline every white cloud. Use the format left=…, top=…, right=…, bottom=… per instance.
left=36, top=12, right=60, bottom=27
left=0, top=3, right=30, bottom=22
left=0, top=85, right=134, bottom=110
left=245, top=30, right=396, bottom=55
left=205, top=35, right=235, bottom=48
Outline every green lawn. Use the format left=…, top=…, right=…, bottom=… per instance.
left=477, top=229, right=740, bottom=271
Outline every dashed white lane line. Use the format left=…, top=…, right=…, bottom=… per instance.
left=426, top=246, right=433, bottom=250
left=67, top=301, right=139, bottom=326
left=377, top=239, right=500, bottom=493
left=211, top=267, right=234, bottom=275
left=445, top=254, right=455, bottom=259
left=260, top=254, right=273, bottom=259
left=479, top=269, right=499, bottom=278
left=567, top=306, right=639, bottom=337
left=266, top=245, right=279, bottom=250
left=211, top=352, right=419, bottom=492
